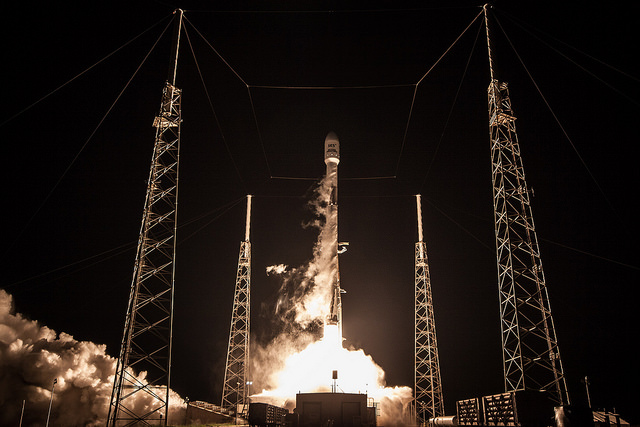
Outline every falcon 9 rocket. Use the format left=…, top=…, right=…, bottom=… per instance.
left=324, top=132, right=344, bottom=344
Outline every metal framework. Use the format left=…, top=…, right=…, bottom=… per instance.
left=484, top=5, right=569, bottom=406
left=107, top=11, right=183, bottom=426
left=414, top=194, right=444, bottom=426
left=221, top=195, right=252, bottom=417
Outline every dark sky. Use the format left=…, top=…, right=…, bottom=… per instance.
left=3, top=0, right=638, bottom=423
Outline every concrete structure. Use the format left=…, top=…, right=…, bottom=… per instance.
left=295, top=392, right=376, bottom=427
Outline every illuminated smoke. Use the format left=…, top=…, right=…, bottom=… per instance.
left=0, top=289, right=185, bottom=426
left=251, top=174, right=413, bottom=425
left=271, top=174, right=338, bottom=328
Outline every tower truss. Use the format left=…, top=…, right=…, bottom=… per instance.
left=414, top=195, right=444, bottom=426
left=107, top=11, right=183, bottom=426
left=221, top=195, right=252, bottom=417
left=484, top=5, right=569, bottom=406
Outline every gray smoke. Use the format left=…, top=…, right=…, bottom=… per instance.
left=0, top=289, right=185, bottom=426
left=271, top=173, right=338, bottom=328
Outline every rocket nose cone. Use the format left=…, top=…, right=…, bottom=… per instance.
left=325, top=131, right=339, bottom=143
left=324, top=132, right=340, bottom=164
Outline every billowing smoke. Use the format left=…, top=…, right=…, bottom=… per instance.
left=0, top=289, right=185, bottom=426
left=272, top=173, right=339, bottom=328
left=251, top=174, right=413, bottom=425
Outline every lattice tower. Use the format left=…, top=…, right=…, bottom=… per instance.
left=484, top=5, right=569, bottom=406
left=414, top=194, right=444, bottom=426
left=107, top=11, right=183, bottom=426
left=221, top=195, right=252, bottom=417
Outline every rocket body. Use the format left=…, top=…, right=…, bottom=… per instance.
left=324, top=132, right=340, bottom=165
left=324, top=132, right=342, bottom=343
left=325, top=132, right=340, bottom=207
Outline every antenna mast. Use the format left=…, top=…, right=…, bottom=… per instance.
left=222, top=195, right=253, bottom=419
left=414, top=194, right=444, bottom=426
left=107, top=9, right=184, bottom=426
left=483, top=4, right=569, bottom=406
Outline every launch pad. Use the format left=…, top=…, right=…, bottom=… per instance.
left=295, top=392, right=377, bottom=427
left=247, top=393, right=377, bottom=427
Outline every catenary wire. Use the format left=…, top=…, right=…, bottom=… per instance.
left=182, top=20, right=248, bottom=193
left=0, top=14, right=172, bottom=129
left=419, top=15, right=484, bottom=194
left=4, top=15, right=175, bottom=258
left=498, top=9, right=639, bottom=106
left=494, top=12, right=621, bottom=224
left=6, top=196, right=247, bottom=291
left=395, top=9, right=485, bottom=176
left=184, top=8, right=484, bottom=182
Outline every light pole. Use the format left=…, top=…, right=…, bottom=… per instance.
left=45, top=378, right=57, bottom=427
left=583, top=376, right=592, bottom=408
left=19, top=400, right=25, bottom=427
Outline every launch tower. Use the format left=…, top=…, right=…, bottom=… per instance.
left=221, top=195, right=253, bottom=417
left=107, top=10, right=183, bottom=426
left=413, top=194, right=444, bottom=425
left=484, top=5, right=569, bottom=406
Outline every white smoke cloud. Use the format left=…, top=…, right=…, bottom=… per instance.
left=270, top=174, right=339, bottom=328
left=0, top=289, right=185, bottom=426
left=266, top=264, right=289, bottom=275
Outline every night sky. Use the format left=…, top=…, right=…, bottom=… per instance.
left=3, top=0, right=638, bottom=424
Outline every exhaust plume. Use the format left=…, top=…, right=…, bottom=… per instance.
left=251, top=171, right=413, bottom=425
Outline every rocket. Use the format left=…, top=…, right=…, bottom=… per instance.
left=324, top=131, right=340, bottom=206
left=324, top=131, right=340, bottom=164
left=324, top=132, right=343, bottom=340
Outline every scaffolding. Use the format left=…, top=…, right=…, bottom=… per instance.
left=107, top=10, right=183, bottom=426
left=414, top=194, right=444, bottom=425
left=484, top=5, right=569, bottom=406
left=221, top=195, right=252, bottom=417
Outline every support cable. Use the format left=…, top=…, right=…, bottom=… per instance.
left=182, top=22, right=248, bottom=193
left=178, top=196, right=247, bottom=243
left=493, top=13, right=621, bottom=223
left=182, top=17, right=273, bottom=177
left=183, top=16, right=249, bottom=86
left=7, top=196, right=247, bottom=292
left=186, top=6, right=480, bottom=15
left=185, top=10, right=485, bottom=182
left=247, top=87, right=273, bottom=177
left=395, top=8, right=485, bottom=176
left=249, top=83, right=413, bottom=90
left=10, top=187, right=635, bottom=298
left=540, top=238, right=640, bottom=271
left=5, top=18, right=174, bottom=257
left=499, top=10, right=640, bottom=89
left=419, top=18, right=484, bottom=194
left=423, top=196, right=493, bottom=251
left=0, top=14, right=172, bottom=129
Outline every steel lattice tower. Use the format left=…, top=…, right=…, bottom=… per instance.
left=107, top=10, right=183, bottom=426
left=414, top=194, right=444, bottom=426
left=221, top=195, right=252, bottom=417
left=484, top=5, right=569, bottom=406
